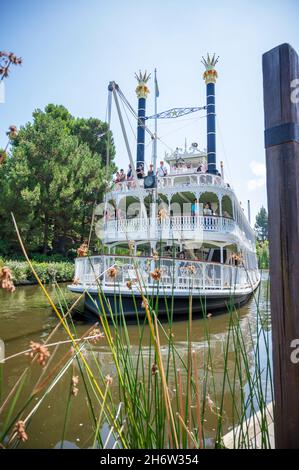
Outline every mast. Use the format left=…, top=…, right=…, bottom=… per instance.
left=105, top=85, right=112, bottom=177
left=202, top=53, right=219, bottom=174
left=135, top=70, right=151, bottom=168
left=109, top=81, right=147, bottom=220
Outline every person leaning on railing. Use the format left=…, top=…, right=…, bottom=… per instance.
left=157, top=161, right=168, bottom=177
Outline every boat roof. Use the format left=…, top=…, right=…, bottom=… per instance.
left=164, top=144, right=207, bottom=164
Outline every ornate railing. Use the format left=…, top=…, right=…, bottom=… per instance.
left=73, top=255, right=260, bottom=292
left=158, top=172, right=228, bottom=189
left=108, top=172, right=228, bottom=194
left=109, top=179, right=144, bottom=193
left=103, top=215, right=235, bottom=242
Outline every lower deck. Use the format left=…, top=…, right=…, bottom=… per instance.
left=68, top=254, right=260, bottom=317
left=70, top=254, right=260, bottom=291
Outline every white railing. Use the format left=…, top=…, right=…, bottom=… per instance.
left=158, top=173, right=227, bottom=189
left=110, top=179, right=144, bottom=192
left=74, top=255, right=259, bottom=292
left=169, top=167, right=199, bottom=175
left=108, top=172, right=228, bottom=194
left=104, top=215, right=235, bottom=242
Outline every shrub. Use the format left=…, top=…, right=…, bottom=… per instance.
left=2, top=260, right=74, bottom=284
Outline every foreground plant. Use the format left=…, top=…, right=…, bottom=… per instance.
left=0, top=266, right=15, bottom=292
left=0, top=216, right=273, bottom=449
left=0, top=51, right=22, bottom=81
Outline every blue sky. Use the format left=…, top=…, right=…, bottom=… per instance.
left=1, top=0, right=298, bottom=222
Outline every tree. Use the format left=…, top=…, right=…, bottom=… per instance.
left=255, top=206, right=268, bottom=242
left=0, top=104, right=115, bottom=255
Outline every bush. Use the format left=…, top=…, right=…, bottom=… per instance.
left=256, top=240, right=269, bottom=269
left=1, top=259, right=74, bottom=285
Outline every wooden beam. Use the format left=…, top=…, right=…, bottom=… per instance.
left=262, top=43, right=299, bottom=448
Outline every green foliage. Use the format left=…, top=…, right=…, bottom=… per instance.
left=0, top=259, right=74, bottom=284
left=256, top=240, right=269, bottom=269
left=255, top=206, right=268, bottom=242
left=72, top=117, right=115, bottom=167
left=0, top=104, right=115, bottom=256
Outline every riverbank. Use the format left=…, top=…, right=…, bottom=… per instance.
left=0, top=258, right=74, bottom=285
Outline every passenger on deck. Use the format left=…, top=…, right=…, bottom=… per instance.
left=157, top=161, right=168, bottom=177
left=203, top=202, right=213, bottom=216
left=126, top=164, right=134, bottom=188
left=147, top=164, right=154, bottom=176
left=119, top=169, right=126, bottom=182
left=127, top=164, right=132, bottom=179
left=191, top=198, right=198, bottom=217
left=164, top=246, right=172, bottom=257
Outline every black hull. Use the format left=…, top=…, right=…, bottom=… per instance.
left=80, top=290, right=254, bottom=322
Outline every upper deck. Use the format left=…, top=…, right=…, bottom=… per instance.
left=108, top=171, right=227, bottom=195
left=103, top=145, right=255, bottom=250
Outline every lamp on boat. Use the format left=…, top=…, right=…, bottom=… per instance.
left=135, top=70, right=151, bottom=168
left=202, top=53, right=219, bottom=175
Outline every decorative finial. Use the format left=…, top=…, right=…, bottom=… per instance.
left=135, top=70, right=151, bottom=99
left=201, top=53, right=219, bottom=84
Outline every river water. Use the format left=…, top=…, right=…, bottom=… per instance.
left=0, top=273, right=271, bottom=448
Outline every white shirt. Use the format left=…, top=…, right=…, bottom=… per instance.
left=157, top=165, right=167, bottom=177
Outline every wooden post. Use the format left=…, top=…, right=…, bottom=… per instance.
left=262, top=43, right=299, bottom=448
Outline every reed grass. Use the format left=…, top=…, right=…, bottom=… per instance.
left=0, top=219, right=273, bottom=449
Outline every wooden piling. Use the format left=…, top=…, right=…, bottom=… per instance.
left=262, top=43, right=299, bottom=448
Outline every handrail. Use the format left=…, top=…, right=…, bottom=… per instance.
left=105, top=214, right=234, bottom=224
left=73, top=254, right=260, bottom=292
left=109, top=172, right=228, bottom=193
left=104, top=215, right=235, bottom=236
left=101, top=214, right=258, bottom=250
left=75, top=253, right=240, bottom=268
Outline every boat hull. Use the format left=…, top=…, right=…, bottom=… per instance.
left=80, top=289, right=255, bottom=321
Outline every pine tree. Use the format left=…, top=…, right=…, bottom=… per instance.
left=0, top=104, right=115, bottom=255
left=255, top=206, right=268, bottom=242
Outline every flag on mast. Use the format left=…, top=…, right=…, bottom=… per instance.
left=154, top=68, right=159, bottom=97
